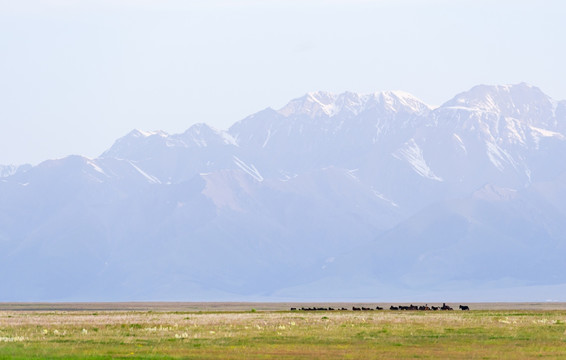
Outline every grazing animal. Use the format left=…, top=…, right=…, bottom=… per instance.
left=353, top=307, right=361, bottom=311
left=290, top=308, right=297, bottom=311
left=441, top=303, right=453, bottom=311
left=376, top=306, right=383, bottom=310
left=390, top=306, right=399, bottom=310
left=459, top=305, right=470, bottom=311
left=431, top=306, right=439, bottom=311
left=341, top=307, right=348, bottom=311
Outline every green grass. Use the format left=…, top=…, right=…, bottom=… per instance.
left=1, top=310, right=566, bottom=359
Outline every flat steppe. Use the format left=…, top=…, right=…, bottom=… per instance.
left=1, top=303, right=566, bottom=359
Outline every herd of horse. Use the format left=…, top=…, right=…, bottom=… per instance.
left=291, top=303, right=470, bottom=311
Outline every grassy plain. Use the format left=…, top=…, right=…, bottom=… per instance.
left=1, top=304, right=566, bottom=359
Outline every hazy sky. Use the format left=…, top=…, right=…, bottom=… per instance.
left=1, top=0, right=565, bottom=165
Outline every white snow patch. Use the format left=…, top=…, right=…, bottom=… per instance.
left=393, top=139, right=443, bottom=181
left=184, top=124, right=238, bottom=147
left=442, top=105, right=492, bottom=114
left=278, top=90, right=430, bottom=118
left=485, top=138, right=521, bottom=172
left=502, top=117, right=526, bottom=145
left=233, top=156, right=264, bottom=182
left=223, top=133, right=238, bottom=146
left=279, top=91, right=338, bottom=117
left=379, top=90, right=432, bottom=114
left=0, top=164, right=31, bottom=178
left=262, top=129, right=272, bottom=148
left=128, top=161, right=161, bottom=184
left=485, top=141, right=506, bottom=171
left=190, top=135, right=208, bottom=147
left=346, top=169, right=359, bottom=181
left=219, top=130, right=239, bottom=146
left=371, top=187, right=399, bottom=208
left=133, top=129, right=167, bottom=138
left=452, top=133, right=467, bottom=154
left=530, top=127, right=563, bottom=138
left=0, top=165, right=18, bottom=178
left=87, top=160, right=108, bottom=177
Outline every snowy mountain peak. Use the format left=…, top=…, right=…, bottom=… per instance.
left=128, top=129, right=168, bottom=138
left=442, top=83, right=554, bottom=122
left=278, top=91, right=339, bottom=117
left=306, top=90, right=337, bottom=104
left=101, top=129, right=171, bottom=159
left=183, top=123, right=220, bottom=137
left=278, top=90, right=431, bottom=118
left=376, top=90, right=432, bottom=114
left=182, top=123, right=238, bottom=147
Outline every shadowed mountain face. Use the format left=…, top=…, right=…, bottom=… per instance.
left=2, top=83, right=566, bottom=301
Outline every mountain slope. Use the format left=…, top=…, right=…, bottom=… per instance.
left=1, top=83, right=565, bottom=301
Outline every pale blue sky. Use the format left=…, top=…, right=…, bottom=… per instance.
left=1, top=0, right=565, bottom=164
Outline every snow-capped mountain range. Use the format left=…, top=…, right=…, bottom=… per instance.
left=2, top=83, right=566, bottom=301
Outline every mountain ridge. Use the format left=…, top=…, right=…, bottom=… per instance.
left=1, top=83, right=565, bottom=301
